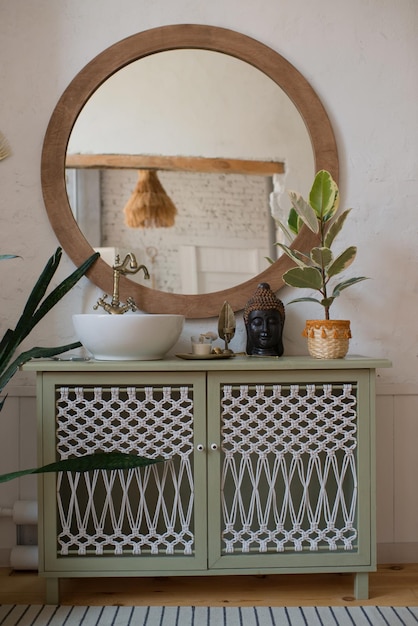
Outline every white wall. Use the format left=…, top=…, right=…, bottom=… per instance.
left=0, top=0, right=417, bottom=565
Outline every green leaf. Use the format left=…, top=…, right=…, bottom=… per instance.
left=286, top=296, right=324, bottom=307
left=0, top=451, right=165, bottom=484
left=276, top=243, right=311, bottom=268
left=0, top=329, right=13, bottom=364
left=288, top=191, right=319, bottom=234
left=0, top=248, right=63, bottom=364
left=320, top=297, right=335, bottom=309
left=274, top=218, right=294, bottom=243
left=331, top=276, right=369, bottom=297
left=0, top=342, right=82, bottom=393
left=0, top=254, right=20, bottom=261
left=288, top=207, right=302, bottom=235
left=0, top=249, right=99, bottom=374
left=30, top=251, right=100, bottom=329
left=324, top=209, right=351, bottom=249
left=327, top=246, right=357, bottom=278
left=16, top=248, right=62, bottom=333
left=0, top=247, right=61, bottom=364
left=310, top=247, right=333, bottom=270
left=282, top=266, right=323, bottom=290
left=309, top=170, right=339, bottom=221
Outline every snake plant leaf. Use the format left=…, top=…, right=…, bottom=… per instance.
left=0, top=248, right=99, bottom=371
left=332, top=276, right=369, bottom=297
left=324, top=209, right=351, bottom=249
left=0, top=247, right=100, bottom=413
left=0, top=329, right=13, bottom=363
left=0, top=342, right=82, bottom=393
left=16, top=248, right=62, bottom=332
left=327, top=246, right=357, bottom=278
left=0, top=254, right=20, bottom=261
left=288, top=191, right=319, bottom=234
left=310, top=247, right=333, bottom=270
left=276, top=243, right=311, bottom=269
left=282, top=266, right=323, bottom=290
left=0, top=451, right=165, bottom=484
left=309, top=170, right=339, bottom=221
left=29, top=250, right=100, bottom=329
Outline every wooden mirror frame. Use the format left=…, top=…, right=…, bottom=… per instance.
left=41, top=24, right=338, bottom=318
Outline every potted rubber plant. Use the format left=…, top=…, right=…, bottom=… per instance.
left=276, top=170, right=368, bottom=359
left=0, top=248, right=162, bottom=482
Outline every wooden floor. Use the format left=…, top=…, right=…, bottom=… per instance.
left=1, top=565, right=418, bottom=607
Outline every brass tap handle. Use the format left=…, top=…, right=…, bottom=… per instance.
left=93, top=252, right=149, bottom=314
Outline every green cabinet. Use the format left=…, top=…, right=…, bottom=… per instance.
left=25, top=356, right=390, bottom=603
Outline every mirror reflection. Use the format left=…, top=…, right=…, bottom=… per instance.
left=66, top=50, right=315, bottom=294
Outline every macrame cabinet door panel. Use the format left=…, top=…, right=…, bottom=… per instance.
left=207, top=371, right=371, bottom=569
left=41, top=373, right=207, bottom=570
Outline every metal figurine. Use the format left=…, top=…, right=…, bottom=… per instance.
left=218, top=301, right=236, bottom=354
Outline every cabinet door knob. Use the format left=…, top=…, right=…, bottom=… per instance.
left=196, top=444, right=205, bottom=452
left=210, top=443, right=218, bottom=451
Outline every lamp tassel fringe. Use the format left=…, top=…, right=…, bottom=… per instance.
left=123, top=170, right=177, bottom=229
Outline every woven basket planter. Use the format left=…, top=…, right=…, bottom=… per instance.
left=302, top=320, right=351, bottom=359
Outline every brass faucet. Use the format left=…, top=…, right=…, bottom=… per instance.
left=94, top=253, right=150, bottom=314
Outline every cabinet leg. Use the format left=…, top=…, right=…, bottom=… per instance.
left=45, top=578, right=60, bottom=605
left=354, top=572, right=369, bottom=600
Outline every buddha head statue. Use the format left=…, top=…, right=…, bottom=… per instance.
left=243, top=282, right=285, bottom=357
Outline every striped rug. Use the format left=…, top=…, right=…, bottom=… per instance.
left=1, top=605, right=418, bottom=625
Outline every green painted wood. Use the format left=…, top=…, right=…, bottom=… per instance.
left=29, top=356, right=390, bottom=602
left=23, top=355, right=391, bottom=373
left=45, top=578, right=60, bottom=606
left=207, top=369, right=373, bottom=571
left=38, top=371, right=208, bottom=575
left=354, top=571, right=369, bottom=600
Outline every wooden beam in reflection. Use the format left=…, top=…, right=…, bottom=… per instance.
left=65, top=153, right=285, bottom=176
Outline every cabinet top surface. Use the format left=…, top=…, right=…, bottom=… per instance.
left=22, top=355, right=391, bottom=373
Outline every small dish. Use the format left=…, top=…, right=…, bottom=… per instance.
left=176, top=353, right=234, bottom=360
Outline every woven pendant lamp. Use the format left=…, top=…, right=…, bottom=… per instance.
left=123, top=170, right=177, bottom=228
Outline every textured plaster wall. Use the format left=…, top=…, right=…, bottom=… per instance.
left=0, top=1, right=416, bottom=380
left=1, top=0, right=416, bottom=386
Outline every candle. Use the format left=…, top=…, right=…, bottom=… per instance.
left=191, top=335, right=212, bottom=355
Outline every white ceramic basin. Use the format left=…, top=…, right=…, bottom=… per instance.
left=72, top=313, right=184, bottom=361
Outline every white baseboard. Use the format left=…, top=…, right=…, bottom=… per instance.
left=377, top=542, right=418, bottom=564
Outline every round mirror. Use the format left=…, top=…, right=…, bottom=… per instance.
left=66, top=49, right=315, bottom=297
left=41, top=24, right=338, bottom=318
